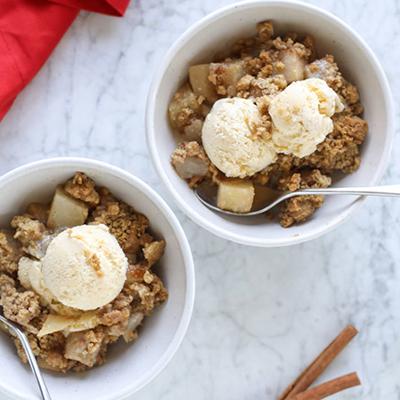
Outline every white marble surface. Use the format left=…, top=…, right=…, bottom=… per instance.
left=1, top=0, right=400, bottom=399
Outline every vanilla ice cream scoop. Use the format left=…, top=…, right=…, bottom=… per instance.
left=269, top=78, right=344, bottom=158
left=41, top=224, right=128, bottom=310
left=202, top=97, right=277, bottom=178
left=18, top=257, right=55, bottom=304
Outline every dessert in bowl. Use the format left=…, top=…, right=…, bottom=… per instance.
left=0, top=158, right=194, bottom=400
left=1, top=172, right=168, bottom=372
left=146, top=0, right=394, bottom=247
left=169, top=21, right=366, bottom=227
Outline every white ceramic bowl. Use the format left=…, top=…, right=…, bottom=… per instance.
left=0, top=158, right=195, bottom=400
left=146, top=0, right=394, bottom=247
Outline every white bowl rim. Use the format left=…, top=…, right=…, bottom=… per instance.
left=0, top=157, right=195, bottom=400
left=145, top=0, right=395, bottom=248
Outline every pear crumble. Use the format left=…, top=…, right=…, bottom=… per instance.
left=0, top=172, right=168, bottom=372
left=169, top=21, right=367, bottom=227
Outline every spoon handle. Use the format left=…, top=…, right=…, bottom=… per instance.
left=14, top=328, right=52, bottom=400
left=297, top=185, right=400, bottom=197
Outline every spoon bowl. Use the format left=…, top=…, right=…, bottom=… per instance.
left=195, top=184, right=400, bottom=217
left=195, top=183, right=284, bottom=216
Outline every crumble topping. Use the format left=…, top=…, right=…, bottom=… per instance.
left=277, top=170, right=332, bottom=227
left=237, top=74, right=288, bottom=100
left=279, top=195, right=325, bottom=228
left=90, top=191, right=150, bottom=255
left=0, top=273, right=15, bottom=291
left=11, top=216, right=46, bottom=248
left=143, top=240, right=166, bottom=267
left=1, top=286, right=41, bottom=331
left=291, top=113, right=368, bottom=175
left=0, top=231, right=21, bottom=276
left=64, top=172, right=100, bottom=207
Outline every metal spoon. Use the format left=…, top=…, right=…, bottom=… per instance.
left=0, top=310, right=52, bottom=400
left=195, top=183, right=400, bottom=217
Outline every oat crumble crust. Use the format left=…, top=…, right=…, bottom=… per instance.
left=89, top=189, right=152, bottom=257
left=11, top=216, right=46, bottom=248
left=0, top=172, right=168, bottom=372
left=64, top=171, right=100, bottom=207
left=168, top=21, right=368, bottom=227
left=0, top=231, right=21, bottom=275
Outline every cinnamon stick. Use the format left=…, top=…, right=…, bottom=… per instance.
left=279, top=325, right=358, bottom=400
left=291, top=372, right=361, bottom=400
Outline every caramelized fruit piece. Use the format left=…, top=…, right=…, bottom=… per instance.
left=174, top=157, right=209, bottom=180
left=209, top=61, right=246, bottom=96
left=47, top=187, right=89, bottom=229
left=171, top=141, right=209, bottom=180
left=168, top=83, right=208, bottom=141
left=38, top=312, right=99, bottom=337
left=217, top=179, right=255, bottom=213
left=189, top=64, right=218, bottom=103
left=280, top=50, right=306, bottom=83
left=168, top=83, right=202, bottom=129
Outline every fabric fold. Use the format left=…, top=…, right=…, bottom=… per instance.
left=48, top=0, right=129, bottom=16
left=0, top=0, right=130, bottom=121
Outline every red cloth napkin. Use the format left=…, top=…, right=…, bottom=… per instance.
left=0, top=0, right=130, bottom=121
